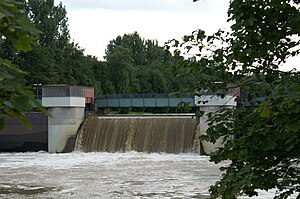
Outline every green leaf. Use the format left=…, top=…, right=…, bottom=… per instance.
left=13, top=33, right=36, bottom=51
left=260, top=108, right=271, bottom=118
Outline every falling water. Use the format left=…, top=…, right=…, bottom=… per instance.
left=75, top=115, right=199, bottom=153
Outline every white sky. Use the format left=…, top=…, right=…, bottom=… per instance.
left=54, top=0, right=230, bottom=60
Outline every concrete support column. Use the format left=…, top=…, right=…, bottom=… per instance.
left=195, top=94, right=237, bottom=155
left=42, top=85, right=87, bottom=153
left=48, top=107, right=84, bottom=153
left=199, top=106, right=227, bottom=155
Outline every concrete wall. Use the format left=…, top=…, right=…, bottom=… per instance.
left=43, top=97, right=85, bottom=107
left=48, top=107, right=85, bottom=153
left=0, top=112, right=48, bottom=152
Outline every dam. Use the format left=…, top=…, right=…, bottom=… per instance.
left=0, top=85, right=238, bottom=154
left=75, top=115, right=199, bottom=153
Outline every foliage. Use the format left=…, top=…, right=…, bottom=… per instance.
left=92, top=60, right=114, bottom=94
left=26, top=0, right=70, bottom=48
left=0, top=0, right=97, bottom=87
left=104, top=32, right=201, bottom=95
left=0, top=0, right=39, bottom=51
left=106, top=32, right=146, bottom=67
left=1, top=0, right=201, bottom=97
left=169, top=0, right=300, bottom=198
left=0, top=0, right=205, bottom=117
left=206, top=76, right=300, bottom=199
left=137, top=62, right=168, bottom=93
left=106, top=46, right=136, bottom=94
left=1, top=1, right=193, bottom=96
left=0, top=0, right=46, bottom=129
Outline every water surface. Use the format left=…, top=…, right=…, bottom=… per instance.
left=0, top=152, right=294, bottom=198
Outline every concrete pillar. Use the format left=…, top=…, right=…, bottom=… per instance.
left=42, top=85, right=86, bottom=153
left=199, top=106, right=229, bottom=155
left=195, top=94, right=237, bottom=155
left=48, top=107, right=84, bottom=153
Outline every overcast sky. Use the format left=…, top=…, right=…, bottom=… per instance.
left=54, top=0, right=230, bottom=60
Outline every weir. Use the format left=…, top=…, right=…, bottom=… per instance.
left=0, top=84, right=238, bottom=153
left=74, top=92, right=237, bottom=154
left=38, top=84, right=237, bottom=154
left=75, top=115, right=199, bottom=154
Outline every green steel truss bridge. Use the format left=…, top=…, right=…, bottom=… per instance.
left=95, top=93, right=195, bottom=108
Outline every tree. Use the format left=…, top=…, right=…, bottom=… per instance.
left=18, top=45, right=59, bottom=84
left=92, top=60, right=114, bottom=94
left=106, top=46, right=137, bottom=94
left=0, top=0, right=98, bottom=88
left=105, top=32, right=168, bottom=94
left=25, top=0, right=70, bottom=48
left=20, top=0, right=70, bottom=85
left=170, top=0, right=300, bottom=198
left=105, top=32, right=146, bottom=67
left=104, top=32, right=201, bottom=94
left=144, top=39, right=168, bottom=64
left=0, top=0, right=46, bottom=129
left=137, top=61, right=168, bottom=93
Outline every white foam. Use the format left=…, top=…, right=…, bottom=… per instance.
left=0, top=152, right=297, bottom=198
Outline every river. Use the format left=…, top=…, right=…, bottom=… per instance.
left=0, top=152, right=295, bottom=198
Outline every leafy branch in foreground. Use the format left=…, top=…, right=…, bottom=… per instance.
left=0, top=0, right=47, bottom=129
left=168, top=0, right=300, bottom=198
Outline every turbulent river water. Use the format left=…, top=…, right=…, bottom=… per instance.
left=0, top=152, right=295, bottom=199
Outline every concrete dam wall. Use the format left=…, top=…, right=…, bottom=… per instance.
left=0, top=112, right=48, bottom=152
left=75, top=115, right=200, bottom=154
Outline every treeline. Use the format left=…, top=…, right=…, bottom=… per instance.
left=0, top=0, right=199, bottom=96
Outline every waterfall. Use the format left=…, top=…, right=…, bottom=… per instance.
left=74, top=115, right=199, bottom=153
